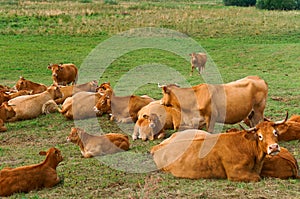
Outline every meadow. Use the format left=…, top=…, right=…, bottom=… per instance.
left=0, top=0, right=299, bottom=198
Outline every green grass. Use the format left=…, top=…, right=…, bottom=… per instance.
left=0, top=0, right=299, bottom=198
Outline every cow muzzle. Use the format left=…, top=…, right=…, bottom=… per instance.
left=149, top=123, right=156, bottom=128
left=52, top=73, right=58, bottom=77
left=267, top=143, right=280, bottom=155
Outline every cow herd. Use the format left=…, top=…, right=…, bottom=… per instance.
left=0, top=62, right=299, bottom=196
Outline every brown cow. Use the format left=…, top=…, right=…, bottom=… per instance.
left=0, top=90, right=32, bottom=105
left=59, top=91, right=101, bottom=120
left=8, top=86, right=62, bottom=121
left=160, top=76, right=268, bottom=132
left=48, top=63, right=78, bottom=86
left=261, top=147, right=299, bottom=179
left=96, top=82, right=112, bottom=94
left=94, top=89, right=154, bottom=123
left=276, top=115, right=300, bottom=141
left=0, top=147, right=63, bottom=197
left=55, top=80, right=98, bottom=104
left=15, top=76, right=47, bottom=94
left=67, top=127, right=130, bottom=158
left=132, top=101, right=181, bottom=141
left=151, top=115, right=288, bottom=182
left=189, top=52, right=207, bottom=75
left=0, top=102, right=16, bottom=132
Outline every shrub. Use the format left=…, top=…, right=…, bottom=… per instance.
left=256, top=0, right=299, bottom=10
left=223, top=0, right=256, bottom=6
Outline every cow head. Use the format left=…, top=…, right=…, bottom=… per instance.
left=94, top=90, right=112, bottom=115
left=0, top=102, right=16, bottom=121
left=96, top=82, right=112, bottom=94
left=39, top=147, right=63, bottom=168
left=48, top=63, right=63, bottom=77
left=15, top=76, right=27, bottom=91
left=244, top=113, right=288, bottom=156
left=47, top=85, right=63, bottom=100
left=159, top=84, right=180, bottom=108
left=66, top=127, right=81, bottom=143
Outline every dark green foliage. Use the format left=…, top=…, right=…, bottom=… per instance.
left=256, top=0, right=299, bottom=10
left=223, top=0, right=256, bottom=6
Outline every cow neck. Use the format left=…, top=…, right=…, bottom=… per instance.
left=43, top=154, right=60, bottom=169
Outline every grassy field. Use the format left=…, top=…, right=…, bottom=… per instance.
left=0, top=0, right=299, bottom=198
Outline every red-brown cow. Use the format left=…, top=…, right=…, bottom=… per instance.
left=94, top=89, right=154, bottom=123
left=0, top=102, right=16, bottom=132
left=15, top=76, right=47, bottom=94
left=160, top=76, right=268, bottom=132
left=67, top=127, right=130, bottom=158
left=48, top=63, right=78, bottom=86
left=151, top=114, right=287, bottom=182
left=276, top=115, right=300, bottom=141
left=0, top=147, right=63, bottom=197
left=189, top=52, right=207, bottom=75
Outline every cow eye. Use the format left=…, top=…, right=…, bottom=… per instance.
left=258, top=134, right=263, bottom=141
left=273, top=129, right=278, bottom=137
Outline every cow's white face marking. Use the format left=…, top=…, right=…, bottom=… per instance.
left=258, top=133, right=263, bottom=141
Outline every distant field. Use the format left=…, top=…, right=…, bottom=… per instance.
left=0, top=1, right=299, bottom=198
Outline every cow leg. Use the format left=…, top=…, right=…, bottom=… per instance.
left=190, top=65, right=194, bottom=76
left=227, top=170, right=261, bottom=182
left=250, top=105, right=265, bottom=127
left=206, top=116, right=216, bottom=133
left=132, top=125, right=139, bottom=140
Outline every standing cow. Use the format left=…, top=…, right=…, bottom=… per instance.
left=189, top=52, right=207, bottom=75
left=48, top=63, right=78, bottom=86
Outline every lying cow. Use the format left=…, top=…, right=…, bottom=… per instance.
left=94, top=89, right=154, bottom=123
left=276, top=115, right=300, bottom=141
left=55, top=80, right=98, bottom=104
left=0, top=90, right=32, bottom=104
left=48, top=63, right=78, bottom=86
left=261, top=147, right=299, bottom=179
left=67, top=127, right=130, bottom=158
left=151, top=114, right=287, bottom=182
left=8, top=85, right=62, bottom=121
left=132, top=101, right=181, bottom=141
left=160, top=76, right=268, bottom=132
left=0, top=102, right=16, bottom=132
left=15, top=76, right=47, bottom=94
left=189, top=52, right=207, bottom=75
left=59, top=91, right=101, bottom=120
left=0, top=147, right=63, bottom=197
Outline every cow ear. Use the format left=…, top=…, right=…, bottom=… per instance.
left=162, top=86, right=170, bottom=94
left=39, top=151, right=47, bottom=156
left=47, top=64, right=52, bottom=69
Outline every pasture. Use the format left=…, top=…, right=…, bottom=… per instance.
left=0, top=0, right=299, bottom=198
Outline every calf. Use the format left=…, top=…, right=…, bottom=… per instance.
left=189, top=52, right=207, bottom=75
left=276, top=115, right=300, bottom=141
left=67, top=127, right=130, bottom=158
left=94, top=89, right=154, bottom=123
left=8, top=86, right=62, bottom=121
left=48, top=63, right=78, bottom=86
left=59, top=91, right=101, bottom=120
left=0, top=102, right=16, bottom=132
left=55, top=80, right=98, bottom=104
left=132, top=101, right=181, bottom=141
left=0, top=147, right=63, bottom=197
left=15, top=76, right=47, bottom=94
left=151, top=114, right=288, bottom=182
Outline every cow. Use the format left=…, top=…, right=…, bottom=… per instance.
left=0, top=90, right=32, bottom=105
left=132, top=101, right=181, bottom=141
left=66, top=127, right=130, bottom=158
left=160, top=76, right=268, bottom=132
left=0, top=102, right=16, bottom=132
left=150, top=114, right=288, bottom=182
left=0, top=147, right=63, bottom=197
left=94, top=89, right=154, bottom=123
left=275, top=115, right=300, bottom=141
left=47, top=63, right=78, bottom=86
left=96, top=82, right=112, bottom=94
left=261, top=147, right=299, bottom=179
left=189, top=52, right=207, bottom=75
left=7, top=86, right=62, bottom=121
left=15, top=76, right=47, bottom=94
left=59, top=91, right=101, bottom=120
left=55, top=80, right=98, bottom=104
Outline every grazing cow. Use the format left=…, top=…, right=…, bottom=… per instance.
left=275, top=115, right=300, bottom=141
left=0, top=102, right=16, bottom=132
left=15, top=76, right=47, bottom=94
left=261, top=147, right=299, bottom=179
left=59, top=91, right=101, bottom=120
left=55, top=80, right=98, bottom=104
left=48, top=63, right=78, bottom=86
left=0, top=147, right=63, bottom=197
left=94, top=89, right=154, bottom=123
left=151, top=115, right=288, bottom=182
left=160, top=76, right=268, bottom=132
left=67, top=127, right=130, bottom=158
left=7, top=86, right=62, bottom=121
left=132, top=101, right=181, bottom=141
left=189, top=52, right=207, bottom=75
